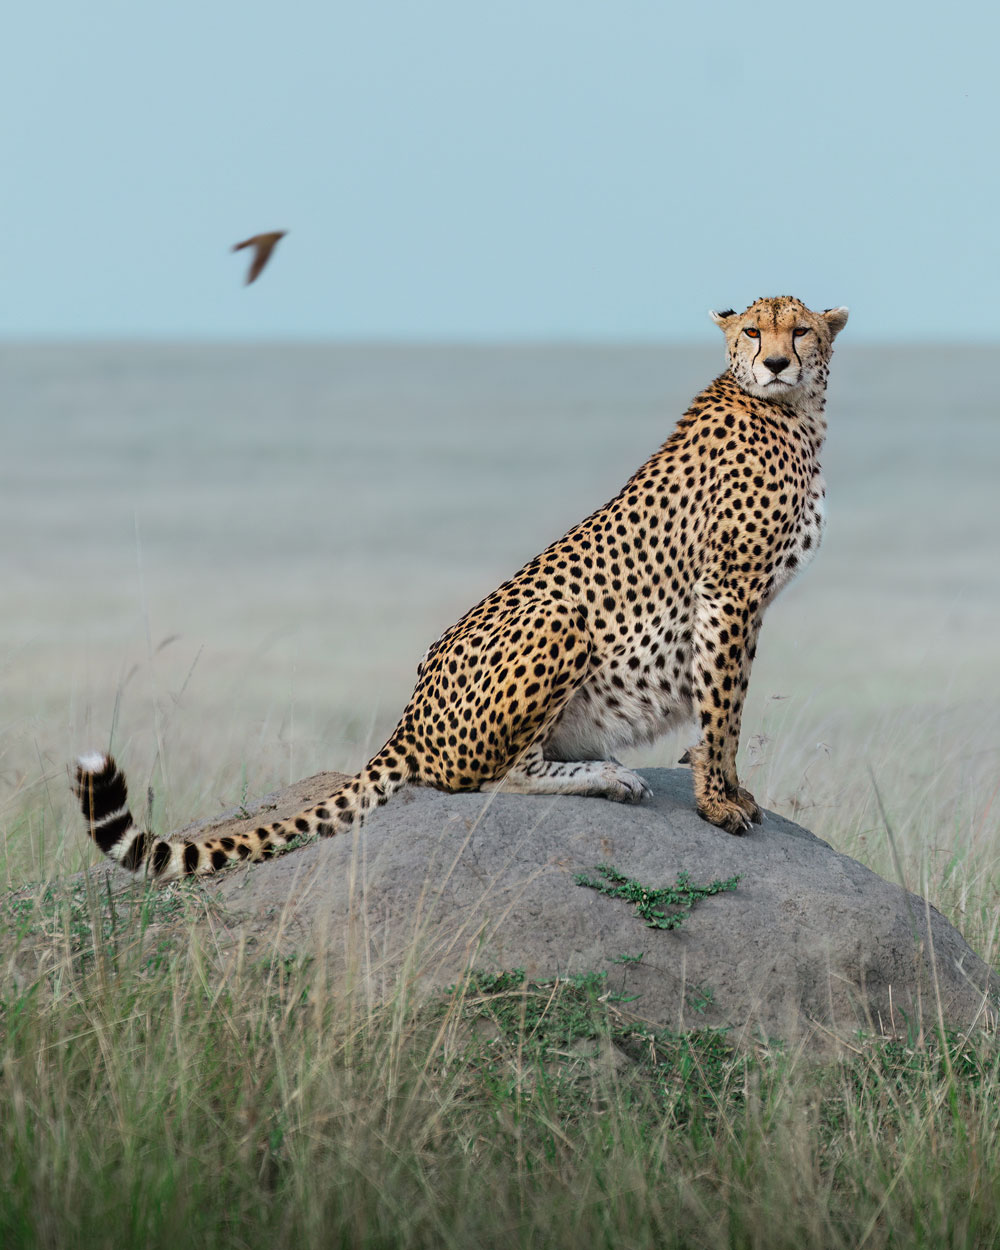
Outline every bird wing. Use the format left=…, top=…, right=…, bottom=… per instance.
left=245, top=241, right=275, bottom=285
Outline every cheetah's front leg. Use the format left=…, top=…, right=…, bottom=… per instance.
left=483, top=744, right=652, bottom=803
left=689, top=586, right=764, bottom=835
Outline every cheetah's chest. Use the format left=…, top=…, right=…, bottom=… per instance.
left=543, top=627, right=694, bottom=761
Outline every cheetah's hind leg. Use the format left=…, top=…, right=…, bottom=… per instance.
left=418, top=598, right=651, bottom=804
left=483, top=743, right=652, bottom=804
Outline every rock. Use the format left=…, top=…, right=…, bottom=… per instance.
left=177, top=767, right=997, bottom=1048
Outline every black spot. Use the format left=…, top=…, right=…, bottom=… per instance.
left=121, top=833, right=151, bottom=872
left=211, top=849, right=228, bottom=871
left=93, top=813, right=132, bottom=854
left=183, top=843, right=199, bottom=874
left=76, top=760, right=129, bottom=821
left=151, top=841, right=172, bottom=876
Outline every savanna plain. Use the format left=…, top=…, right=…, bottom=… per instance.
left=2, top=342, right=999, bottom=1247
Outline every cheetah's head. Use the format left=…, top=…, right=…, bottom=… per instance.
left=710, top=297, right=848, bottom=403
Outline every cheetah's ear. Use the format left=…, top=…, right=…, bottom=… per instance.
left=822, top=306, right=849, bottom=338
left=710, top=308, right=736, bottom=328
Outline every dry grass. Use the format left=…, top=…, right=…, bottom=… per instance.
left=1, top=865, right=999, bottom=1250
left=2, top=687, right=999, bottom=1249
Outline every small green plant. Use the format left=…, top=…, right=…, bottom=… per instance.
left=685, top=982, right=715, bottom=1014
left=459, top=968, right=609, bottom=1052
left=457, top=968, right=526, bottom=995
left=574, top=864, right=740, bottom=929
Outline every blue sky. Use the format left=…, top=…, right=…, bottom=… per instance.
left=2, top=0, right=997, bottom=341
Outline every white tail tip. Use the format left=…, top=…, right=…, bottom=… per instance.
left=76, top=752, right=110, bottom=774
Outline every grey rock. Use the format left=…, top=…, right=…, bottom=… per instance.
left=192, top=767, right=998, bottom=1048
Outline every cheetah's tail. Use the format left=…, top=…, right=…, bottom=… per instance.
left=74, top=741, right=414, bottom=883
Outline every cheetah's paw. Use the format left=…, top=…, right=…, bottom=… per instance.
left=697, top=793, right=759, bottom=836
left=600, top=764, right=653, bottom=804
left=728, top=785, right=763, bottom=826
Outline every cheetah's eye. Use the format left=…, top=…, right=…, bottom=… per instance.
left=793, top=327, right=809, bottom=338
left=743, top=328, right=759, bottom=339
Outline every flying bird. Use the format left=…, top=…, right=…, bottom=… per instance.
left=231, top=231, right=287, bottom=285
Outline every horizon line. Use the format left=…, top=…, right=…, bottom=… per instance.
left=2, top=332, right=998, bottom=349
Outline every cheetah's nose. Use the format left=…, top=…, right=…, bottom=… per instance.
left=763, top=356, right=790, bottom=375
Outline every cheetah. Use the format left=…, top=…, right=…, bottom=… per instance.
left=75, top=296, right=848, bottom=880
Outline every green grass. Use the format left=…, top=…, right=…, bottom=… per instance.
left=2, top=699, right=999, bottom=1246
left=1, top=872, right=1000, bottom=1249
left=3, top=661, right=1000, bottom=1248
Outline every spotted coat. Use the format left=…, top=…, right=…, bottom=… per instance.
left=75, top=296, right=848, bottom=879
